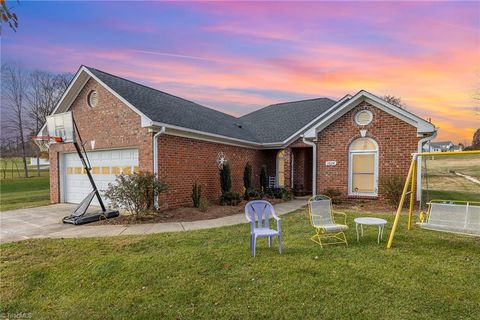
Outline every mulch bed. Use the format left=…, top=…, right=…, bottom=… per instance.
left=335, top=199, right=398, bottom=214
left=94, top=198, right=285, bottom=225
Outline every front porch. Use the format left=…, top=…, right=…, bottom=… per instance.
left=264, top=143, right=313, bottom=196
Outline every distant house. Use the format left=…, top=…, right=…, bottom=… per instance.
left=29, top=157, right=50, bottom=166
left=423, top=141, right=463, bottom=152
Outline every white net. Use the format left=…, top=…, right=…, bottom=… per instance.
left=33, top=136, right=51, bottom=152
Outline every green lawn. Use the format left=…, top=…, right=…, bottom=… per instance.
left=0, top=172, right=50, bottom=211
left=1, top=209, right=479, bottom=319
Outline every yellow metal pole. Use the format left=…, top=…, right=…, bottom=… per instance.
left=387, top=156, right=416, bottom=249
left=417, top=150, right=480, bottom=157
left=407, top=159, right=417, bottom=230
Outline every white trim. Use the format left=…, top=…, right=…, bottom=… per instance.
left=43, top=68, right=434, bottom=150
left=150, top=121, right=281, bottom=149
left=37, top=69, right=89, bottom=136
left=348, top=137, right=379, bottom=197
left=279, top=94, right=352, bottom=146
left=84, top=67, right=152, bottom=121
left=41, top=66, right=352, bottom=149
left=304, top=90, right=435, bottom=139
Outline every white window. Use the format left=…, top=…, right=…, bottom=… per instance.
left=348, top=137, right=378, bottom=196
left=355, top=110, right=373, bottom=126
left=276, top=150, right=285, bottom=187
left=88, top=90, right=98, bottom=108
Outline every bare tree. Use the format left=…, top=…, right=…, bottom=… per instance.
left=26, top=70, right=72, bottom=175
left=382, top=95, right=405, bottom=109
left=1, top=62, right=29, bottom=177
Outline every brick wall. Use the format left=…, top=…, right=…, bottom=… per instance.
left=49, top=78, right=152, bottom=203
left=48, top=77, right=422, bottom=207
left=156, top=135, right=271, bottom=208
left=292, top=147, right=312, bottom=193
left=314, top=101, right=420, bottom=199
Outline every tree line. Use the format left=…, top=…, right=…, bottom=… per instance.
left=1, top=62, right=73, bottom=177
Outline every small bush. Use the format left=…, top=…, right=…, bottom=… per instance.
left=380, top=175, right=406, bottom=206
left=260, top=165, right=268, bottom=191
left=323, top=188, right=342, bottom=204
left=243, top=162, right=252, bottom=190
left=244, top=187, right=264, bottom=201
left=199, top=197, right=209, bottom=212
left=104, top=172, right=168, bottom=218
left=220, top=163, right=232, bottom=194
left=266, top=187, right=292, bottom=200
left=191, top=182, right=202, bottom=208
left=220, top=191, right=241, bottom=206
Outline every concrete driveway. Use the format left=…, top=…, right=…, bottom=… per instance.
left=0, top=200, right=306, bottom=244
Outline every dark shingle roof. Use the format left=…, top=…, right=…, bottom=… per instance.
left=87, top=67, right=257, bottom=142
left=86, top=66, right=338, bottom=144
left=240, top=98, right=337, bottom=142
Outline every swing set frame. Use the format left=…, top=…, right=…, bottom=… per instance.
left=386, top=150, right=480, bottom=249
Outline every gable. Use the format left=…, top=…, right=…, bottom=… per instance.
left=303, top=90, right=436, bottom=139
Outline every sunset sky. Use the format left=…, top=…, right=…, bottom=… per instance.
left=2, top=1, right=479, bottom=144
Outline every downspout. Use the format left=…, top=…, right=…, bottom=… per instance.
left=416, top=130, right=437, bottom=201
left=153, top=126, right=166, bottom=208
left=302, top=136, right=317, bottom=196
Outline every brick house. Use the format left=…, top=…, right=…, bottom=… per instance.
left=40, top=66, right=437, bottom=208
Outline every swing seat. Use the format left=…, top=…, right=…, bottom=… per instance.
left=418, top=200, right=480, bottom=236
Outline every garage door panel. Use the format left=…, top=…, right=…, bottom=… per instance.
left=62, top=149, right=138, bottom=205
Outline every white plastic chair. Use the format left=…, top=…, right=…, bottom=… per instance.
left=245, top=200, right=282, bottom=257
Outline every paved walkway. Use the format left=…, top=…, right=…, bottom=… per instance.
left=0, top=200, right=306, bottom=244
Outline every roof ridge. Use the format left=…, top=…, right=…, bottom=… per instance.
left=268, top=97, right=335, bottom=107
left=240, top=96, right=337, bottom=120
left=85, top=66, right=242, bottom=121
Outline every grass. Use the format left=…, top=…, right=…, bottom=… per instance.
left=0, top=158, right=50, bottom=211
left=421, top=155, right=479, bottom=204
left=1, top=209, right=479, bottom=319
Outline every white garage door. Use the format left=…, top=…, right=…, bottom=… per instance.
left=62, top=148, right=139, bottom=205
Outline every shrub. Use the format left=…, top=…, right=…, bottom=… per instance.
left=260, top=165, right=268, bottom=191
left=199, top=197, right=209, bottom=212
left=243, top=162, right=252, bottom=190
left=220, top=163, right=232, bottom=194
left=244, top=187, right=264, bottom=201
left=266, top=187, right=292, bottom=200
left=104, top=172, right=168, bottom=218
left=220, top=191, right=241, bottom=206
left=191, top=182, right=202, bottom=208
left=323, top=188, right=342, bottom=204
left=380, top=175, right=406, bottom=206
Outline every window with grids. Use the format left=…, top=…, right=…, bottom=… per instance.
left=349, top=138, right=378, bottom=195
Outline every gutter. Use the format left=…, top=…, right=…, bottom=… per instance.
left=416, top=129, right=438, bottom=201
left=302, top=136, right=317, bottom=196
left=153, top=126, right=166, bottom=208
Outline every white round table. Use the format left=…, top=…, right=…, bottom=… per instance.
left=354, top=217, right=387, bottom=244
